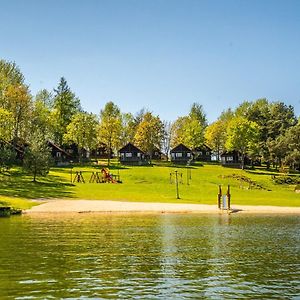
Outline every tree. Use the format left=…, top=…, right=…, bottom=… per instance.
left=183, top=117, right=205, bottom=150
left=0, top=59, right=24, bottom=87
left=282, top=122, right=300, bottom=170
left=205, top=120, right=226, bottom=161
left=120, top=112, right=136, bottom=145
left=0, top=108, right=14, bottom=142
left=225, top=117, right=260, bottom=169
left=0, top=60, right=31, bottom=143
left=98, top=101, right=122, bottom=165
left=170, top=116, right=188, bottom=148
left=162, top=120, right=172, bottom=159
left=189, top=103, right=207, bottom=128
left=23, top=131, right=51, bottom=182
left=2, top=83, right=32, bottom=143
left=52, top=77, right=81, bottom=144
left=0, top=145, right=16, bottom=172
left=35, top=89, right=54, bottom=109
left=267, top=102, right=297, bottom=139
left=0, top=108, right=15, bottom=172
left=64, top=112, right=98, bottom=162
left=31, top=96, right=53, bottom=140
left=171, top=104, right=207, bottom=150
left=134, top=112, right=164, bottom=161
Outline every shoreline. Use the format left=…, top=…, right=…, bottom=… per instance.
left=24, top=200, right=300, bottom=214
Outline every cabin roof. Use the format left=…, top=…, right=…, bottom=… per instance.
left=170, top=143, right=192, bottom=153
left=221, top=150, right=240, bottom=156
left=194, top=144, right=212, bottom=152
left=48, top=141, right=71, bottom=157
left=119, top=142, right=144, bottom=154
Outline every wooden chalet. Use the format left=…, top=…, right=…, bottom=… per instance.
left=193, top=145, right=212, bottom=161
left=170, top=144, right=193, bottom=164
left=220, top=151, right=251, bottom=167
left=90, top=143, right=113, bottom=159
left=151, top=147, right=162, bottom=160
left=119, top=143, right=147, bottom=165
left=48, top=141, right=73, bottom=164
left=221, top=150, right=241, bottom=166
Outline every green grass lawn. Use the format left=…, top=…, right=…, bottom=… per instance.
left=0, top=160, right=299, bottom=209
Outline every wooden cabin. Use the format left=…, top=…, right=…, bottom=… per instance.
left=193, top=145, right=212, bottom=161
left=118, top=143, right=148, bottom=165
left=221, top=150, right=241, bottom=166
left=221, top=151, right=255, bottom=168
left=90, top=143, right=113, bottom=159
left=151, top=147, right=162, bottom=160
left=170, top=144, right=193, bottom=164
left=48, top=141, right=73, bottom=164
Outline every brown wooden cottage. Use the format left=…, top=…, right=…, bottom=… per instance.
left=221, top=150, right=241, bottom=166
left=48, top=141, right=73, bottom=164
left=170, top=144, right=193, bottom=164
left=90, top=143, right=113, bottom=159
left=193, top=145, right=212, bottom=161
left=119, top=143, right=148, bottom=165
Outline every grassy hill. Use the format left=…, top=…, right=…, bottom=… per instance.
left=0, top=160, right=299, bottom=209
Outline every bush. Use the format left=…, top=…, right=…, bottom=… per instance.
left=272, top=176, right=300, bottom=185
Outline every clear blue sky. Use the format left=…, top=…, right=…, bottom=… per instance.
left=1, top=0, right=300, bottom=122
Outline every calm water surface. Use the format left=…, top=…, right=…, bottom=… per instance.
left=0, top=213, right=299, bottom=299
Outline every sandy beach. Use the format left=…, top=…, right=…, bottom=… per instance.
left=25, top=200, right=300, bottom=214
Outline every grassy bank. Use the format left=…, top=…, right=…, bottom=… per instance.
left=0, top=161, right=299, bottom=209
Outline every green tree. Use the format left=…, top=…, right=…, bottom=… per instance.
left=134, top=112, right=164, bottom=161
left=2, top=83, right=32, bottom=143
left=121, top=112, right=136, bottom=145
left=204, top=120, right=226, bottom=160
left=170, top=116, right=188, bottom=148
left=0, top=60, right=31, bottom=143
left=31, top=96, right=53, bottom=140
left=225, top=117, right=260, bottom=169
left=98, top=101, right=122, bottom=165
left=282, top=122, right=300, bottom=170
left=35, top=89, right=54, bottom=109
left=23, top=131, right=52, bottom=182
left=171, top=105, right=207, bottom=150
left=52, top=77, right=81, bottom=144
left=189, top=103, right=207, bottom=128
left=64, top=112, right=98, bottom=162
left=0, top=108, right=15, bottom=172
left=0, top=108, right=14, bottom=142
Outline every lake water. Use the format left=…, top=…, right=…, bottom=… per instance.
left=0, top=213, right=299, bottom=299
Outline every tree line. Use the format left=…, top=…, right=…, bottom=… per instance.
left=0, top=58, right=299, bottom=178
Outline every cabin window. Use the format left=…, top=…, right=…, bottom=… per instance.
left=56, top=152, right=61, bottom=158
left=206, top=152, right=210, bottom=155
left=187, top=153, right=191, bottom=157
left=198, top=151, right=203, bottom=155
left=125, top=152, right=132, bottom=158
left=176, top=152, right=182, bottom=158
left=137, top=153, right=141, bottom=157
left=171, top=153, right=175, bottom=158
left=227, top=156, right=233, bottom=161
left=120, top=153, right=124, bottom=158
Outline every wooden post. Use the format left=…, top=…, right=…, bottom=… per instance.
left=175, top=170, right=180, bottom=199
left=186, top=167, right=189, bottom=185
left=70, top=167, right=73, bottom=183
left=227, top=185, right=231, bottom=210
left=218, top=185, right=222, bottom=209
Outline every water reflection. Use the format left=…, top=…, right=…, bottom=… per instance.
left=0, top=213, right=299, bottom=299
